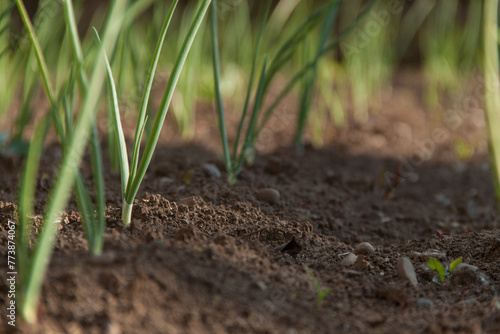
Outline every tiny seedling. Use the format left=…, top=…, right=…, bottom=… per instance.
left=427, top=257, right=463, bottom=283
left=305, top=267, right=332, bottom=309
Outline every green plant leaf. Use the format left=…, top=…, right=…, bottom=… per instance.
left=128, top=0, right=180, bottom=190
left=449, top=258, right=463, bottom=272
left=125, top=0, right=212, bottom=217
left=232, top=1, right=271, bottom=161
left=483, top=0, right=500, bottom=205
left=16, top=0, right=128, bottom=323
left=14, top=0, right=55, bottom=105
left=17, top=115, right=49, bottom=294
left=428, top=257, right=446, bottom=282
left=210, top=0, right=232, bottom=177
left=317, top=288, right=332, bottom=309
left=97, top=27, right=130, bottom=199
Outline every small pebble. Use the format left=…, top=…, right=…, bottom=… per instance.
left=106, top=321, right=121, bottom=334
left=257, top=188, right=280, bottom=204
left=341, top=253, right=358, bottom=266
left=255, top=280, right=267, bottom=291
left=354, top=242, right=375, bottom=255
left=397, top=257, right=418, bottom=287
left=158, top=177, right=174, bottom=187
left=454, top=263, right=479, bottom=272
left=417, top=298, right=434, bottom=310
left=202, top=163, right=221, bottom=178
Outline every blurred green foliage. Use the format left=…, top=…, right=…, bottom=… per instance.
left=0, top=0, right=485, bottom=148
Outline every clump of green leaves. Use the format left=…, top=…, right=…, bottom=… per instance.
left=211, top=0, right=377, bottom=183
left=428, top=257, right=463, bottom=283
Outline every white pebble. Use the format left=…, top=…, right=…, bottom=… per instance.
left=341, top=253, right=358, bottom=266
left=397, top=257, right=418, bottom=287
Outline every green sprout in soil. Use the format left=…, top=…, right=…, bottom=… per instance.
left=428, top=257, right=463, bottom=283
left=305, top=267, right=332, bottom=309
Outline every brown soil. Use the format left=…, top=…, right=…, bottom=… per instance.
left=1, top=70, right=499, bottom=333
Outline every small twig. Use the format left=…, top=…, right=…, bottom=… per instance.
left=240, top=228, right=266, bottom=239
left=433, top=228, right=451, bottom=240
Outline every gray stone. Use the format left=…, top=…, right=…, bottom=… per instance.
left=257, top=188, right=280, bottom=204
left=202, top=163, right=221, bottom=178
left=417, top=298, right=434, bottom=310
left=354, top=242, right=375, bottom=255
left=341, top=253, right=358, bottom=266
left=411, top=250, right=446, bottom=261
left=454, top=263, right=479, bottom=272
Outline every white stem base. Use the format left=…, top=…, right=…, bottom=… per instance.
left=122, top=200, right=133, bottom=226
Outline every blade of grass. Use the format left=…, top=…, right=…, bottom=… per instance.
left=0, top=2, right=15, bottom=57
left=17, top=115, right=49, bottom=293
left=483, top=0, right=500, bottom=205
left=396, top=0, right=435, bottom=61
left=264, top=0, right=349, bottom=92
left=233, top=57, right=268, bottom=180
left=0, top=2, right=14, bottom=23
left=295, top=4, right=340, bottom=152
left=231, top=1, right=271, bottom=163
left=88, top=121, right=106, bottom=254
left=14, top=0, right=55, bottom=106
left=74, top=173, right=95, bottom=248
left=14, top=0, right=66, bottom=143
left=172, top=4, right=207, bottom=140
left=99, top=28, right=129, bottom=199
left=62, top=1, right=107, bottom=256
left=211, top=0, right=232, bottom=178
left=128, top=0, right=180, bottom=192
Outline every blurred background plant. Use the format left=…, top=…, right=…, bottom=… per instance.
left=2, top=0, right=487, bottom=155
